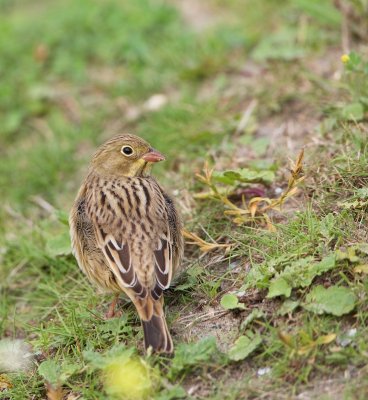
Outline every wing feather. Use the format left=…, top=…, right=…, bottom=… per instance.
left=154, top=237, right=172, bottom=289
left=99, top=236, right=136, bottom=287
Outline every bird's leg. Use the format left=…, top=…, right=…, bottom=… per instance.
left=105, top=294, right=121, bottom=319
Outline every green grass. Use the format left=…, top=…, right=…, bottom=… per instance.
left=1, top=0, right=368, bottom=399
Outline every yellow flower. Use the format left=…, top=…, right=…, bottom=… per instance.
left=103, top=356, right=156, bottom=400
left=341, top=54, right=350, bottom=64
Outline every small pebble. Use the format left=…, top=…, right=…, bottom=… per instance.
left=337, top=328, right=357, bottom=347
left=274, top=187, right=283, bottom=195
left=257, top=367, right=271, bottom=376
left=144, top=94, right=168, bottom=112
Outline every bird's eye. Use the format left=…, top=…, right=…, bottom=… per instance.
left=121, top=145, right=134, bottom=156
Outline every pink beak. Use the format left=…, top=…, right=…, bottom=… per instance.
left=141, top=148, right=165, bottom=163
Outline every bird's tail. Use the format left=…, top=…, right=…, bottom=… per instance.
left=142, top=313, right=173, bottom=354
left=135, top=295, right=173, bottom=354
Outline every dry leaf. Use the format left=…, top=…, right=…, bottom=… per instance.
left=46, top=383, right=64, bottom=400
left=278, top=331, right=293, bottom=347
left=263, top=214, right=277, bottom=232
left=316, top=333, right=336, bottom=345
left=354, top=264, right=368, bottom=274
left=0, top=374, right=12, bottom=391
left=193, top=149, right=304, bottom=229
left=182, top=229, right=230, bottom=253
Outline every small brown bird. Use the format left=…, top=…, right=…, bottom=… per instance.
left=69, top=134, right=183, bottom=353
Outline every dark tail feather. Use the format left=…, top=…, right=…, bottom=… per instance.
left=142, top=314, right=173, bottom=353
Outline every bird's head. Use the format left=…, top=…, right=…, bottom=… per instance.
left=90, top=134, right=165, bottom=177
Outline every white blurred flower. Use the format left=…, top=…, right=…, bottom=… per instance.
left=0, top=339, right=34, bottom=372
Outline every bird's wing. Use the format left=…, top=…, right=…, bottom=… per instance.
left=161, top=191, right=183, bottom=273
left=87, top=180, right=173, bottom=301
left=150, top=181, right=175, bottom=298
left=151, top=234, right=173, bottom=300
left=97, top=232, right=147, bottom=299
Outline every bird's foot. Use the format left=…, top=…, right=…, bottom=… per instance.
left=105, top=294, right=122, bottom=319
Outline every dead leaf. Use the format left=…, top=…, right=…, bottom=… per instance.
left=195, top=161, right=214, bottom=185
left=278, top=331, right=293, bottom=347
left=263, top=214, right=277, bottom=232
left=0, top=374, right=12, bottom=391
left=354, top=264, right=368, bottom=274
left=315, top=333, right=336, bottom=345
left=46, top=383, right=64, bottom=400
left=194, top=149, right=304, bottom=229
left=182, top=229, right=231, bottom=252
